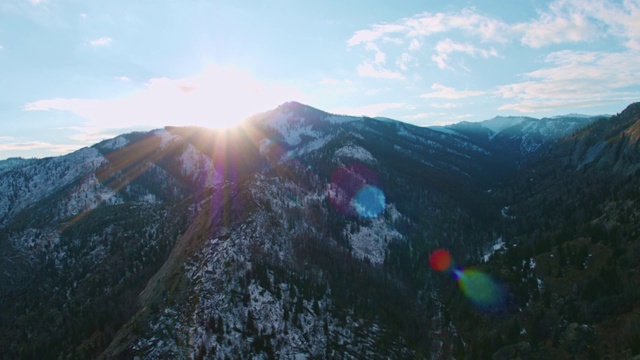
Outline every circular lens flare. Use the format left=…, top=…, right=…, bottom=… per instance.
left=429, top=249, right=504, bottom=309
left=458, top=269, right=502, bottom=307
left=352, top=185, right=385, bottom=218
left=328, top=163, right=383, bottom=218
left=429, top=248, right=452, bottom=272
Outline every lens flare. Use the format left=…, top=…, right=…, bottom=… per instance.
left=352, top=185, right=385, bottom=218
left=429, top=248, right=452, bottom=272
left=328, top=163, right=385, bottom=219
left=429, top=249, right=504, bottom=309
left=457, top=269, right=502, bottom=307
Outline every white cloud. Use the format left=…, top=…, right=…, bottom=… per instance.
left=348, top=8, right=511, bottom=49
left=115, top=76, right=131, bottom=82
left=24, top=64, right=308, bottom=131
left=363, top=43, right=387, bottom=65
left=330, top=102, right=406, bottom=117
left=347, top=0, right=640, bottom=80
left=89, top=36, right=112, bottom=47
left=569, top=0, right=640, bottom=51
left=0, top=141, right=78, bottom=153
left=497, top=98, right=631, bottom=113
left=420, top=83, right=486, bottom=99
left=432, top=38, right=498, bottom=69
left=497, top=49, right=640, bottom=112
left=513, top=0, right=640, bottom=50
left=356, top=62, right=404, bottom=80
left=514, top=3, right=599, bottom=48
left=408, top=39, right=421, bottom=51
left=346, top=8, right=510, bottom=76
left=396, top=53, right=417, bottom=71
left=80, top=13, right=88, bottom=19
left=431, top=102, right=461, bottom=109
left=347, top=23, right=409, bottom=47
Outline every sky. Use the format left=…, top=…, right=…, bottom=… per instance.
left=1, top=0, right=639, bottom=159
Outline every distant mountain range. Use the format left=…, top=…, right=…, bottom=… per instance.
left=1, top=101, right=638, bottom=359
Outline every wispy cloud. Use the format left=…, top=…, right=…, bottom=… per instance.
left=431, top=102, right=461, bottom=109
left=396, top=53, right=417, bottom=71
left=89, top=36, right=112, bottom=47
left=432, top=38, right=498, bottom=69
left=497, top=49, right=640, bottom=112
left=0, top=141, right=78, bottom=153
left=346, top=8, right=510, bottom=75
left=347, top=23, right=409, bottom=47
left=356, top=62, right=404, bottom=80
left=420, top=83, right=486, bottom=99
left=115, top=76, right=131, bottom=82
left=514, top=0, right=640, bottom=50
left=348, top=1, right=640, bottom=77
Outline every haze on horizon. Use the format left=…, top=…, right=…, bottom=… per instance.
left=1, top=0, right=639, bottom=159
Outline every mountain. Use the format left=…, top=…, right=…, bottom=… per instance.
left=432, top=113, right=604, bottom=157
left=443, top=103, right=640, bottom=359
left=0, top=101, right=638, bottom=359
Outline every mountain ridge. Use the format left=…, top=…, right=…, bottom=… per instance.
left=0, top=101, right=639, bottom=359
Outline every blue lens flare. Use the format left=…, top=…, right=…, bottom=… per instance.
left=352, top=185, right=385, bottom=218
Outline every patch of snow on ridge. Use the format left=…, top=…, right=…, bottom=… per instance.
left=348, top=204, right=403, bottom=265
left=326, top=115, right=360, bottom=124
left=334, top=145, right=376, bottom=164
left=428, top=126, right=463, bottom=136
left=0, top=147, right=107, bottom=225
left=179, top=144, right=220, bottom=187
left=263, top=111, right=321, bottom=146
left=483, top=237, right=505, bottom=262
left=58, top=173, right=123, bottom=219
left=101, top=136, right=129, bottom=150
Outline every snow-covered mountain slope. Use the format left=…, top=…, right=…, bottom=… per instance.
left=1, top=102, right=507, bottom=359
left=3, top=101, right=637, bottom=359
left=432, top=113, right=604, bottom=156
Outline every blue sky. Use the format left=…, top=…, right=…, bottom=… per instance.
left=1, top=0, right=639, bottom=159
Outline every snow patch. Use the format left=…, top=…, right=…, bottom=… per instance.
left=263, top=112, right=320, bottom=146
left=334, top=145, right=376, bottom=164
left=348, top=206, right=404, bottom=265
left=501, top=206, right=515, bottom=219
left=179, top=144, right=220, bottom=187
left=101, top=136, right=129, bottom=150
left=326, top=115, right=360, bottom=124
left=483, top=237, right=505, bottom=262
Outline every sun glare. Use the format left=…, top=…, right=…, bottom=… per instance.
left=24, top=64, right=307, bottom=133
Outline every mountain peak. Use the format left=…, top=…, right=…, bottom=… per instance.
left=275, top=101, right=326, bottom=115
left=480, top=116, right=535, bottom=133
